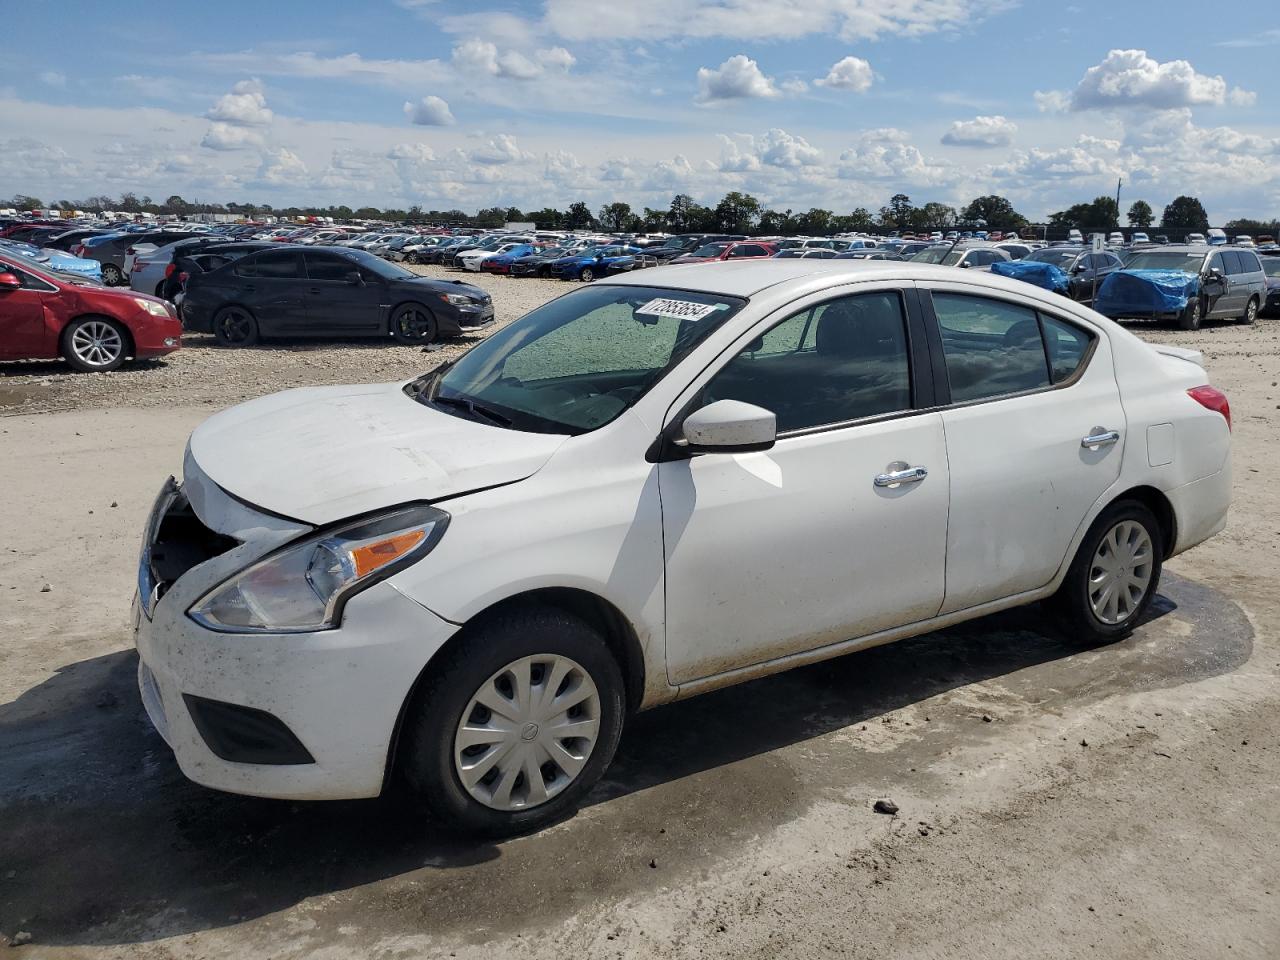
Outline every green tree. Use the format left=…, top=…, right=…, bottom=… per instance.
left=912, top=202, right=957, bottom=231
left=1127, top=200, right=1154, bottom=228
left=10, top=195, right=43, bottom=211
left=504, top=206, right=525, bottom=222
left=713, top=191, right=761, bottom=234
left=795, top=208, right=834, bottom=234
left=757, top=208, right=795, bottom=234
left=640, top=207, right=669, bottom=231
left=565, top=201, right=595, bottom=230
left=883, top=193, right=914, bottom=230
left=163, top=195, right=188, bottom=215
left=598, top=201, right=633, bottom=231
left=1161, top=195, right=1209, bottom=232
left=528, top=207, right=563, bottom=229
left=667, top=193, right=703, bottom=233
left=960, top=195, right=1028, bottom=231
left=1048, top=196, right=1119, bottom=232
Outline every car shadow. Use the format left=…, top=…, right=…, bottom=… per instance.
left=176, top=332, right=493, bottom=352
left=0, top=572, right=1251, bottom=947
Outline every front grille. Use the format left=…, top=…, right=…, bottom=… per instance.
left=144, top=490, right=239, bottom=612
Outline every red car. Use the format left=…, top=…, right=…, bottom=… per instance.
left=0, top=252, right=182, bottom=371
left=668, top=240, right=778, bottom=264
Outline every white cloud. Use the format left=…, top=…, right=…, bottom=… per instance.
left=695, top=55, right=779, bottom=104
left=403, top=95, right=455, bottom=126
left=468, top=133, right=531, bottom=165
left=543, top=0, right=1008, bottom=42
left=1068, top=49, right=1252, bottom=111
left=451, top=39, right=575, bottom=80
left=757, top=128, right=822, bottom=167
left=836, top=128, right=947, bottom=184
left=1033, top=89, right=1070, bottom=113
left=599, top=157, right=637, bottom=181
left=39, top=71, right=66, bottom=88
left=815, top=56, right=873, bottom=92
left=941, top=115, right=1017, bottom=148
left=1214, top=28, right=1280, bottom=49
left=256, top=147, right=309, bottom=186
left=200, top=122, right=264, bottom=151
left=387, top=142, right=437, bottom=162
left=206, top=78, right=273, bottom=126
left=780, top=78, right=809, bottom=95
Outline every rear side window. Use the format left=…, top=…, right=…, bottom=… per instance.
left=1040, top=315, right=1094, bottom=383
left=239, top=251, right=299, bottom=279
left=1235, top=251, right=1261, bottom=274
left=933, top=294, right=1050, bottom=402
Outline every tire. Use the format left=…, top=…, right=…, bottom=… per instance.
left=399, top=605, right=626, bottom=837
left=1178, top=295, right=1203, bottom=331
left=1240, top=296, right=1259, bottom=326
left=100, top=264, right=123, bottom=286
left=391, top=302, right=439, bottom=344
left=1050, top=500, right=1164, bottom=642
left=60, top=316, right=130, bottom=372
left=579, top=266, right=596, bottom=282
left=211, top=305, right=259, bottom=347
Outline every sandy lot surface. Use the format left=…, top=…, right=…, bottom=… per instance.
left=1, top=268, right=1278, bottom=959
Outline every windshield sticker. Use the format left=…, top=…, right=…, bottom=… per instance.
left=635, top=298, right=723, bottom=321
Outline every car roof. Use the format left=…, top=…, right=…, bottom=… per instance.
left=600, top=258, right=1035, bottom=298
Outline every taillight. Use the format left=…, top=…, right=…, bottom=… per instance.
left=73, top=244, right=84, bottom=257
left=164, top=263, right=176, bottom=278
left=1188, top=385, right=1231, bottom=431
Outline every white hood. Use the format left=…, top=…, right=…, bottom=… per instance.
left=187, top=383, right=567, bottom=525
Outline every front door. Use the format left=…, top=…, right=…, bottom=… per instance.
left=921, top=286, right=1126, bottom=613
left=659, top=288, right=949, bottom=685
left=302, top=252, right=384, bottom=333
left=1201, top=251, right=1234, bottom=318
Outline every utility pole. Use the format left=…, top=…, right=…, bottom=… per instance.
left=1115, top=177, right=1122, bottom=231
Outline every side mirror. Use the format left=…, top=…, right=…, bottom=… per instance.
left=679, top=399, right=776, bottom=454
left=958, top=260, right=971, bottom=269
left=0, top=272, right=20, bottom=290
left=1206, top=268, right=1223, bottom=281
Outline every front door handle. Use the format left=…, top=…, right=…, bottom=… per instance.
left=1081, top=430, right=1120, bottom=448
left=874, top=466, right=928, bottom=487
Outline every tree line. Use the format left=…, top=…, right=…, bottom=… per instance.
left=9, top=189, right=1266, bottom=237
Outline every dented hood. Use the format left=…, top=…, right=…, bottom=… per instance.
left=187, top=383, right=567, bottom=526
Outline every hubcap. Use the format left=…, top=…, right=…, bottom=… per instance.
left=219, top=311, right=251, bottom=342
left=71, top=321, right=123, bottom=367
left=453, top=654, right=601, bottom=811
left=396, top=308, right=432, bottom=339
left=1088, top=520, right=1154, bottom=625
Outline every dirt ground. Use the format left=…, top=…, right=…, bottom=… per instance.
left=1, top=269, right=1278, bottom=959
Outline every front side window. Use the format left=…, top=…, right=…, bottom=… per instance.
left=428, top=285, right=745, bottom=434
left=699, top=291, right=912, bottom=433
left=933, top=293, right=1050, bottom=402
left=305, top=253, right=355, bottom=282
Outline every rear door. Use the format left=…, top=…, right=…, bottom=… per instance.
left=302, top=251, right=384, bottom=334
left=235, top=250, right=308, bottom=335
left=919, top=284, right=1125, bottom=613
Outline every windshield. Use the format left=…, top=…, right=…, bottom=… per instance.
left=691, top=243, right=729, bottom=258
left=1028, top=249, right=1079, bottom=267
left=1123, top=251, right=1205, bottom=272
left=909, top=246, right=953, bottom=264
left=338, top=248, right=416, bottom=279
left=424, top=285, right=747, bottom=434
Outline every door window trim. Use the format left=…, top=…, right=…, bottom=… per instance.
left=917, top=286, right=1100, bottom=410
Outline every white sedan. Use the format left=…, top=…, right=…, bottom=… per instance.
left=134, top=261, right=1231, bottom=835
left=457, top=243, right=521, bottom=272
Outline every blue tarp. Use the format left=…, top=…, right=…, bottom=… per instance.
left=1094, top=269, right=1200, bottom=317
left=990, top=259, right=1070, bottom=294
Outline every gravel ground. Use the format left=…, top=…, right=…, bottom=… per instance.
left=0, top=265, right=569, bottom=415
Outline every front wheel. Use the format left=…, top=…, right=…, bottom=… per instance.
left=579, top=266, right=596, bottom=282
left=61, top=316, right=129, bottom=372
left=391, top=303, right=439, bottom=344
left=212, top=306, right=259, bottom=347
left=1240, top=296, right=1259, bottom=326
left=1178, top=296, right=1203, bottom=331
left=399, top=606, right=625, bottom=836
left=1050, top=500, right=1164, bottom=641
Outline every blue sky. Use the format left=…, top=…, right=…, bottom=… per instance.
left=4, top=0, right=1278, bottom=221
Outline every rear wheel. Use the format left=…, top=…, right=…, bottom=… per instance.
left=101, top=264, right=123, bottom=286
left=1050, top=500, right=1164, bottom=641
left=1178, top=295, right=1203, bottom=331
left=399, top=606, right=625, bottom=836
left=212, top=305, right=259, bottom=347
left=60, top=316, right=129, bottom=372
left=391, top=302, right=439, bottom=344
left=1240, top=296, right=1259, bottom=326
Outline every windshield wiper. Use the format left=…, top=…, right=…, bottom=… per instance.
left=429, top=394, right=513, bottom=427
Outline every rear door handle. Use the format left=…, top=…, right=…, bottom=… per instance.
left=1081, top=430, right=1120, bottom=448
left=874, top=466, right=928, bottom=487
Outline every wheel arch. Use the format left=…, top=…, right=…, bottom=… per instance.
left=381, top=586, right=646, bottom=792
left=1108, top=485, right=1177, bottom=559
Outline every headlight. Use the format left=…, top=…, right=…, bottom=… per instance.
left=189, top=504, right=448, bottom=633
left=439, top=293, right=479, bottom=306
left=134, top=297, right=170, bottom=317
